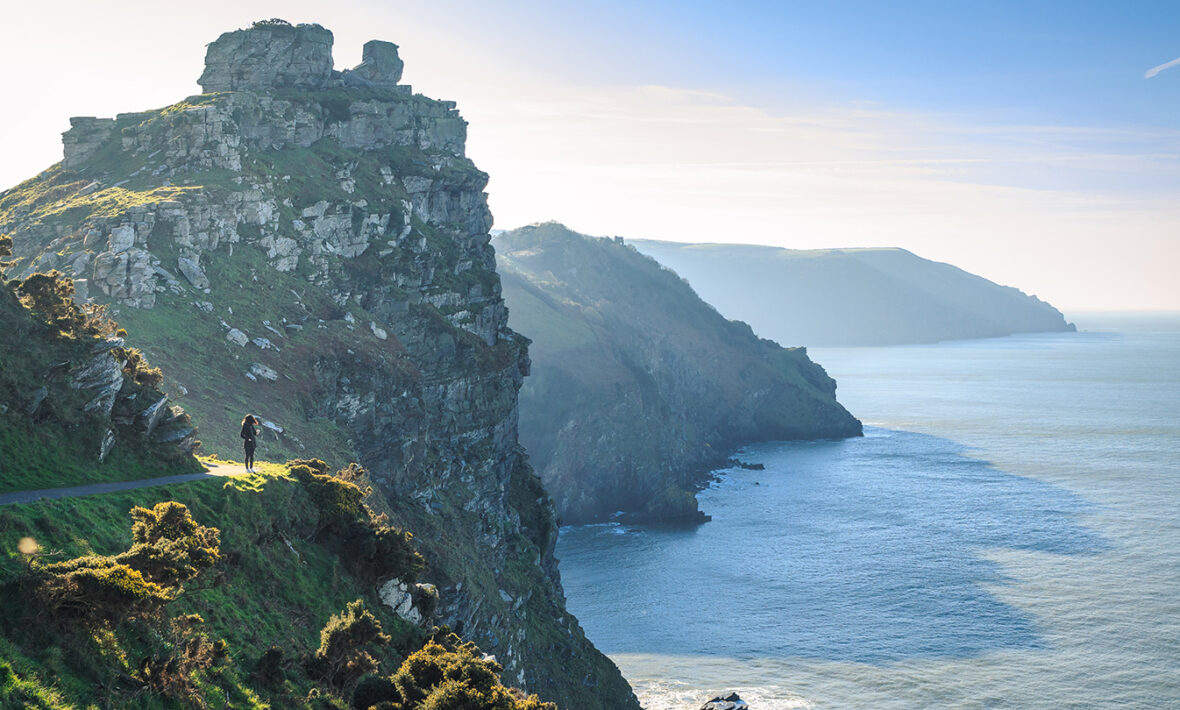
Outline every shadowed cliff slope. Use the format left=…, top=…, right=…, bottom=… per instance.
left=629, top=240, right=1076, bottom=347
left=495, top=223, right=862, bottom=523
left=0, top=21, right=637, bottom=709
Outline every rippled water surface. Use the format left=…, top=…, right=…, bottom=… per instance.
left=556, top=317, right=1180, bottom=709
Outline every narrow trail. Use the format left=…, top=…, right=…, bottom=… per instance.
left=0, top=462, right=248, bottom=506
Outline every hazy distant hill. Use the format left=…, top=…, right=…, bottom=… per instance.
left=495, top=223, right=861, bottom=523
left=629, top=240, right=1075, bottom=346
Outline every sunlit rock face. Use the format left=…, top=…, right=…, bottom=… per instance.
left=198, top=22, right=335, bottom=92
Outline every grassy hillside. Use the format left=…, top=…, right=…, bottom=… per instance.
left=496, top=223, right=861, bottom=523
left=0, top=462, right=556, bottom=709
left=628, top=240, right=1076, bottom=346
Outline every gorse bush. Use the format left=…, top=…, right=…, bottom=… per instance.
left=118, top=346, right=165, bottom=387
left=317, top=599, right=392, bottom=690
left=0, top=233, right=12, bottom=269
left=353, top=674, right=401, bottom=709
left=255, top=646, right=287, bottom=688
left=11, top=268, right=125, bottom=343
left=16, top=270, right=92, bottom=337
left=139, top=613, right=228, bottom=700
left=294, top=461, right=367, bottom=536
left=35, top=556, right=173, bottom=623
left=345, top=518, right=426, bottom=584
left=35, top=501, right=220, bottom=624
left=116, top=501, right=221, bottom=586
left=351, top=632, right=557, bottom=710
left=289, top=459, right=427, bottom=583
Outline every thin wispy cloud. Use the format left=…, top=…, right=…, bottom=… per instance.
left=1144, top=56, right=1180, bottom=78
left=456, top=82, right=1180, bottom=310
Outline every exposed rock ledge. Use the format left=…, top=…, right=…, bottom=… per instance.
left=700, top=692, right=750, bottom=710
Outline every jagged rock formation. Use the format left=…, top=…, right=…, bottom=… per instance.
left=495, top=223, right=862, bottom=523
left=0, top=276, right=199, bottom=488
left=0, top=21, right=637, bottom=709
left=630, top=240, right=1077, bottom=347
left=198, top=21, right=335, bottom=92
left=348, top=40, right=405, bottom=88
left=700, top=693, right=751, bottom=710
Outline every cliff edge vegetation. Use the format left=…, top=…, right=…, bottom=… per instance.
left=0, top=462, right=558, bottom=709
left=495, top=223, right=862, bottom=523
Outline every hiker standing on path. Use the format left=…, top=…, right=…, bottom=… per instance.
left=240, top=414, right=259, bottom=473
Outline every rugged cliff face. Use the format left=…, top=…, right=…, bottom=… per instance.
left=0, top=251, right=200, bottom=490
left=496, top=223, right=863, bottom=523
left=0, top=21, right=637, bottom=709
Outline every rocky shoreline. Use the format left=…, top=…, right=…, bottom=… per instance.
left=700, top=692, right=750, bottom=710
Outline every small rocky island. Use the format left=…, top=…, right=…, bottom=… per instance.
left=701, top=692, right=750, bottom=710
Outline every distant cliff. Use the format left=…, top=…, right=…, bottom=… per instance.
left=0, top=22, right=637, bottom=709
left=495, top=223, right=862, bottom=524
left=629, top=240, right=1076, bottom=347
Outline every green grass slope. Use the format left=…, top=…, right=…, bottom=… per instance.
left=0, top=467, right=396, bottom=710
left=0, top=463, right=554, bottom=709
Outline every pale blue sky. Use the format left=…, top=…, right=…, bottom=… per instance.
left=1, top=1, right=1176, bottom=310
left=451, top=0, right=1179, bottom=123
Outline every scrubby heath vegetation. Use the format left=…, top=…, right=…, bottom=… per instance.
left=0, top=460, right=556, bottom=709
left=495, top=223, right=862, bottom=523
left=0, top=235, right=200, bottom=492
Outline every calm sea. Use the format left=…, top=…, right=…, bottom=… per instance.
left=555, top=315, right=1180, bottom=709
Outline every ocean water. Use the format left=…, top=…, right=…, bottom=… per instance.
left=555, top=316, right=1180, bottom=709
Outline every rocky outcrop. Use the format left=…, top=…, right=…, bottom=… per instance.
left=198, top=23, right=407, bottom=95
left=378, top=578, right=438, bottom=626
left=91, top=248, right=158, bottom=308
left=700, top=693, right=750, bottom=710
left=0, top=22, right=637, bottom=709
left=71, top=345, right=125, bottom=416
left=198, top=21, right=334, bottom=92
left=345, top=40, right=405, bottom=88
left=0, top=285, right=198, bottom=471
left=496, top=223, right=862, bottom=523
left=61, top=117, right=115, bottom=169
